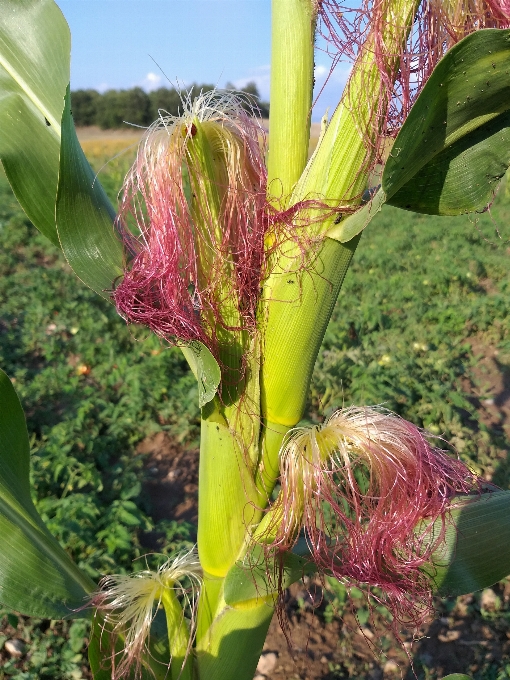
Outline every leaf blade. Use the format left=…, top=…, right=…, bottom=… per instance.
left=0, top=0, right=70, bottom=245
left=0, top=368, right=94, bottom=618
left=56, top=87, right=124, bottom=299
left=384, top=29, right=510, bottom=215
left=433, top=491, right=510, bottom=597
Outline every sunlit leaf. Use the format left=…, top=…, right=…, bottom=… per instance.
left=0, top=368, right=94, bottom=618
left=56, top=87, right=124, bottom=300
left=0, top=0, right=70, bottom=246
left=433, top=491, right=510, bottom=596
left=328, top=29, right=510, bottom=241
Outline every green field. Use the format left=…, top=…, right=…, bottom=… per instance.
left=1, top=146, right=510, bottom=678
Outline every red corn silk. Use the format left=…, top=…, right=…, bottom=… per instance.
left=316, top=0, right=510, bottom=176
left=265, top=407, right=480, bottom=629
left=112, top=91, right=269, bottom=356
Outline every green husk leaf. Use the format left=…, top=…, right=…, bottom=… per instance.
left=326, top=187, right=386, bottom=242
left=0, top=0, right=70, bottom=246
left=224, top=545, right=315, bottom=608
left=0, top=368, right=94, bottom=618
left=198, top=414, right=259, bottom=576
left=196, top=600, right=273, bottom=680
left=56, top=86, right=124, bottom=299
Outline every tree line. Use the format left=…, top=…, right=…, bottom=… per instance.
left=71, top=82, right=269, bottom=129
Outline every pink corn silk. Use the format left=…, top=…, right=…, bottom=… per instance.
left=270, top=409, right=479, bottom=629
left=112, top=102, right=270, bottom=356
left=317, top=0, right=510, bottom=178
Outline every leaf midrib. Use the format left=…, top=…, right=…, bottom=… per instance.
left=0, top=49, right=61, bottom=135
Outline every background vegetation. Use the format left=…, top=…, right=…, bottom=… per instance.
left=71, top=82, right=269, bottom=129
left=1, top=137, right=510, bottom=678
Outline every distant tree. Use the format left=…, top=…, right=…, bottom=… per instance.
left=121, top=87, right=152, bottom=128
left=95, top=87, right=151, bottom=129
left=71, top=82, right=268, bottom=129
left=71, top=89, right=100, bottom=126
left=225, top=81, right=269, bottom=118
left=95, top=90, right=123, bottom=129
left=148, top=87, right=183, bottom=119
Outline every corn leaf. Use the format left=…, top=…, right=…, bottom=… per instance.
left=88, top=613, right=170, bottom=680
left=0, top=368, right=94, bottom=618
left=433, top=491, right=510, bottom=596
left=56, top=87, right=124, bottom=300
left=328, top=28, right=510, bottom=241
left=0, top=0, right=69, bottom=247
left=181, top=343, right=221, bottom=408
left=225, top=492, right=510, bottom=607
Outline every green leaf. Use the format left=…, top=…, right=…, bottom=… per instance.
left=0, top=0, right=70, bottom=246
left=181, top=342, right=221, bottom=408
left=328, top=29, right=510, bottom=241
left=88, top=612, right=170, bottom=680
left=433, top=491, right=510, bottom=596
left=326, top=187, right=386, bottom=242
left=385, top=29, right=510, bottom=215
left=441, top=676, right=472, bottom=680
left=0, top=368, right=94, bottom=618
left=56, top=86, right=124, bottom=300
left=224, top=545, right=315, bottom=608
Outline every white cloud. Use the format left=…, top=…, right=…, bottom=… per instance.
left=314, top=64, right=329, bottom=78
left=96, top=82, right=109, bottom=94
left=231, top=64, right=270, bottom=100
left=140, top=71, right=163, bottom=91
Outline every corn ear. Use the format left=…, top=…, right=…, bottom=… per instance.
left=292, top=0, right=421, bottom=226
left=261, top=235, right=359, bottom=430
left=259, top=0, right=421, bottom=452
left=195, top=593, right=274, bottom=680
left=198, top=404, right=259, bottom=577
left=161, top=588, right=193, bottom=680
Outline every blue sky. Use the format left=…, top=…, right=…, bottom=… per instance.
left=56, top=0, right=350, bottom=121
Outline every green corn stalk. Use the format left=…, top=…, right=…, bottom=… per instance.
left=4, top=2, right=510, bottom=680
left=258, top=0, right=421, bottom=495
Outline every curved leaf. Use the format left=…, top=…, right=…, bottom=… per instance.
left=88, top=612, right=170, bottom=680
left=0, top=0, right=69, bottom=246
left=433, top=491, right=510, bottom=596
left=181, top=342, right=221, bottom=408
left=328, top=28, right=510, bottom=241
left=225, top=492, right=510, bottom=607
left=0, top=368, right=94, bottom=618
left=384, top=29, right=510, bottom=214
left=56, top=87, right=124, bottom=299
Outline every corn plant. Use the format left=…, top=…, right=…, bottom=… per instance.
left=2, top=1, right=510, bottom=679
